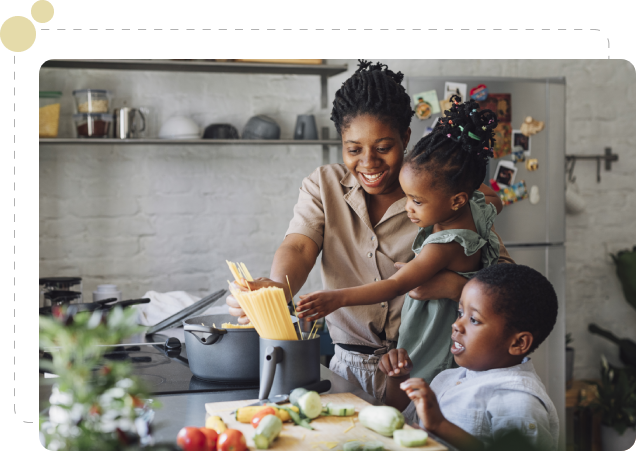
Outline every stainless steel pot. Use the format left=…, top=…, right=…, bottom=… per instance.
left=258, top=334, right=320, bottom=399
left=183, top=314, right=260, bottom=382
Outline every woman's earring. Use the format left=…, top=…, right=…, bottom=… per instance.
left=452, top=206, right=459, bottom=211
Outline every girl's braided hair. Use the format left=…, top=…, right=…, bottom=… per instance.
left=405, top=95, right=498, bottom=195
left=331, top=60, right=414, bottom=136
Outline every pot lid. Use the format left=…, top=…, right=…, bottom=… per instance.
left=40, top=277, right=82, bottom=288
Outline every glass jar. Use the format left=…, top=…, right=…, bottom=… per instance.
left=72, top=89, right=112, bottom=113
left=39, top=91, right=62, bottom=138
left=40, top=277, right=83, bottom=307
left=73, top=113, right=113, bottom=138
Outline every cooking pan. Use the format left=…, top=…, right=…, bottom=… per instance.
left=38, top=298, right=151, bottom=316
left=183, top=314, right=260, bottom=382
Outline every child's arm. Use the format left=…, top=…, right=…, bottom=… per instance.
left=378, top=349, right=414, bottom=412
left=478, top=183, right=503, bottom=214
left=297, top=242, right=462, bottom=321
left=401, top=378, right=485, bottom=451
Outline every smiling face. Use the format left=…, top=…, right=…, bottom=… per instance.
left=451, top=279, right=529, bottom=371
left=341, top=114, right=410, bottom=196
left=399, top=163, right=455, bottom=228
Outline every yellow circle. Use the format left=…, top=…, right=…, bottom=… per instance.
left=0, top=17, right=36, bottom=52
left=31, top=0, right=54, bottom=24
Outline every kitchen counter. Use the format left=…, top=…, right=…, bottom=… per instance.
left=149, top=365, right=457, bottom=450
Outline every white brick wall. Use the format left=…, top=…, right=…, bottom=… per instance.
left=39, top=59, right=636, bottom=379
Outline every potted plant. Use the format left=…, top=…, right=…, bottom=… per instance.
left=611, top=245, right=636, bottom=311
left=586, top=356, right=636, bottom=450
left=39, top=305, right=167, bottom=451
left=566, top=333, right=574, bottom=389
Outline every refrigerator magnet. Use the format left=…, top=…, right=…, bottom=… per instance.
left=469, top=84, right=488, bottom=101
left=529, top=185, right=540, bottom=205
left=489, top=178, right=501, bottom=192
left=526, top=158, right=539, bottom=171
left=413, top=90, right=441, bottom=120
left=494, top=160, right=518, bottom=187
left=512, top=129, right=531, bottom=156
left=498, top=180, right=529, bottom=206
left=444, top=82, right=468, bottom=102
left=439, top=97, right=453, bottom=114
left=520, top=116, right=545, bottom=136
left=511, top=150, right=526, bottom=163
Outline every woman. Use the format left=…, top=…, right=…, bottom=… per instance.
left=227, top=61, right=514, bottom=401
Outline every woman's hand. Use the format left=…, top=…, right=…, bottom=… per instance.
left=297, top=290, right=345, bottom=322
left=400, top=378, right=446, bottom=434
left=394, top=263, right=467, bottom=302
left=226, top=277, right=292, bottom=324
left=378, top=349, right=413, bottom=378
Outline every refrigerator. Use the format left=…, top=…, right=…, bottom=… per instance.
left=406, top=77, right=566, bottom=449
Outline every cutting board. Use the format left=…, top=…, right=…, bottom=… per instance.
left=205, top=393, right=447, bottom=451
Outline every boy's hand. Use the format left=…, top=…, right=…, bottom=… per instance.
left=297, top=290, right=344, bottom=322
left=378, top=349, right=413, bottom=377
left=400, top=378, right=446, bottom=434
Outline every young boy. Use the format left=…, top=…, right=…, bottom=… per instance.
left=379, top=264, right=559, bottom=451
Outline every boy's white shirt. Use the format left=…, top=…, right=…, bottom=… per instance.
left=402, top=358, right=559, bottom=450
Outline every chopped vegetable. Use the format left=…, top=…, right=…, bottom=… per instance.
left=251, top=407, right=277, bottom=429
left=393, top=429, right=428, bottom=447
left=253, top=415, right=283, bottom=449
left=358, top=406, right=405, bottom=437
left=343, top=417, right=356, bottom=433
left=235, top=405, right=298, bottom=423
left=343, top=441, right=364, bottom=451
left=269, top=404, right=314, bottom=430
left=289, top=387, right=309, bottom=407
left=326, top=402, right=356, bottom=416
left=205, top=415, right=227, bottom=434
left=362, top=441, right=385, bottom=451
left=298, top=391, right=323, bottom=419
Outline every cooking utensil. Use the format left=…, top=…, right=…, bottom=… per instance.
left=237, top=379, right=331, bottom=411
left=158, top=116, right=200, bottom=139
left=293, top=114, right=318, bottom=140
left=183, top=314, right=260, bottom=382
left=38, top=297, right=150, bottom=315
left=242, top=115, right=280, bottom=140
left=145, top=289, right=227, bottom=335
left=258, top=334, right=321, bottom=400
left=113, top=107, right=146, bottom=139
left=203, top=123, right=239, bottom=139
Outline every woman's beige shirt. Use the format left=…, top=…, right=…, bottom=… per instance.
left=285, top=164, right=513, bottom=348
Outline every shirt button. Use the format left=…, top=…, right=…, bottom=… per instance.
left=367, top=252, right=373, bottom=258
left=374, top=277, right=379, bottom=282
left=380, top=302, right=386, bottom=307
left=371, top=236, right=376, bottom=241
left=456, top=381, right=461, bottom=385
left=528, top=423, right=536, bottom=430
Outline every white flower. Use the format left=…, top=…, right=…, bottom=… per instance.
left=116, top=378, right=134, bottom=389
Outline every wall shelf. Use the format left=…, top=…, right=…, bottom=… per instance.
left=41, top=59, right=348, bottom=77
left=39, top=138, right=342, bottom=146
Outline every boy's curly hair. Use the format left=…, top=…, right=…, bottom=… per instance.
left=473, top=264, right=558, bottom=354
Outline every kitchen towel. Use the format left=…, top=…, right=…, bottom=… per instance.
left=135, top=290, right=229, bottom=327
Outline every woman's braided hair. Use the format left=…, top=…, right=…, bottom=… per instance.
left=405, top=95, right=499, bottom=195
left=331, top=60, right=414, bottom=137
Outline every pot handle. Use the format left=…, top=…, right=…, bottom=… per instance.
left=259, top=346, right=282, bottom=400
left=184, top=324, right=227, bottom=346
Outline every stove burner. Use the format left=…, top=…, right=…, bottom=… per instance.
left=137, top=374, right=167, bottom=387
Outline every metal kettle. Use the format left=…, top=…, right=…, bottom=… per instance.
left=113, top=107, right=146, bottom=139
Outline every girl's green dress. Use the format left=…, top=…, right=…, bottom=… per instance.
left=397, top=191, right=501, bottom=382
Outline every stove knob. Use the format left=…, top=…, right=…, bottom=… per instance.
left=164, top=337, right=182, bottom=351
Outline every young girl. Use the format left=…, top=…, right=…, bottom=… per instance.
left=298, top=95, right=503, bottom=384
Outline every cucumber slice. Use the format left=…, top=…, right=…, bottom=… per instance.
left=363, top=441, right=385, bottom=451
left=393, top=429, right=428, bottom=447
left=253, top=414, right=283, bottom=449
left=327, top=403, right=355, bottom=416
left=297, top=391, right=322, bottom=419
left=343, top=441, right=364, bottom=451
left=289, top=387, right=309, bottom=407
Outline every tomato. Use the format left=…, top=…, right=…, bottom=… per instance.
left=176, top=426, right=207, bottom=451
left=217, top=429, right=246, bottom=451
left=251, top=407, right=277, bottom=428
left=199, top=427, right=218, bottom=451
